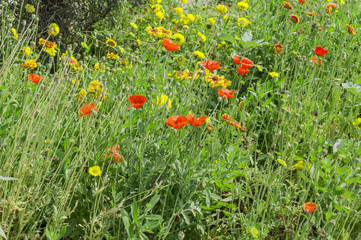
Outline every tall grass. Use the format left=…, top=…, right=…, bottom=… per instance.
left=1, top=0, right=361, bottom=239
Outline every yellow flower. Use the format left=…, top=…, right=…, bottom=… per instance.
left=21, top=59, right=37, bottom=69
left=11, top=28, right=18, bottom=39
left=216, top=5, right=228, bottom=14
left=256, top=65, right=263, bottom=72
left=130, top=22, right=138, bottom=29
left=89, top=166, right=101, bottom=176
left=269, top=72, right=280, bottom=78
left=237, top=1, right=249, bottom=10
left=25, top=4, right=35, bottom=13
left=180, top=0, right=187, bottom=3
left=239, top=101, right=244, bottom=110
left=207, top=74, right=231, bottom=89
left=155, top=11, right=164, bottom=19
left=194, top=51, right=205, bottom=59
left=197, top=32, right=206, bottom=42
left=38, top=38, right=57, bottom=56
left=172, top=33, right=185, bottom=45
left=77, top=89, right=86, bottom=102
left=22, top=47, right=33, bottom=57
left=120, top=48, right=125, bottom=54
left=88, top=81, right=101, bottom=92
left=237, top=17, right=252, bottom=28
left=294, top=161, right=304, bottom=170
left=106, top=39, right=117, bottom=48
left=277, top=158, right=287, bottom=167
left=107, top=53, right=119, bottom=59
left=353, top=118, right=361, bottom=129
left=153, top=94, right=172, bottom=109
left=180, top=14, right=195, bottom=25
left=174, top=7, right=183, bottom=15
left=207, top=17, right=216, bottom=26
left=235, top=36, right=241, bottom=40
left=250, top=227, right=259, bottom=239
left=137, top=39, right=141, bottom=46
left=81, top=42, right=87, bottom=48
left=94, top=63, right=105, bottom=72
left=48, top=23, right=59, bottom=36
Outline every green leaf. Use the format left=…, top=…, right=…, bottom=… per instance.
left=145, top=215, right=163, bottom=221
left=121, top=209, right=130, bottom=236
left=145, top=194, right=160, bottom=212
left=218, top=33, right=235, bottom=45
left=336, top=166, right=350, bottom=175
left=0, top=224, right=6, bottom=239
left=0, top=176, right=17, bottom=181
left=245, top=41, right=261, bottom=48
left=340, top=82, right=361, bottom=95
left=242, top=31, right=253, bottom=42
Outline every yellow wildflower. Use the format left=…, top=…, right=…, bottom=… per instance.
left=198, top=32, right=206, bottom=42
left=277, top=158, right=287, bottom=167
left=216, top=5, right=228, bottom=14
left=48, top=23, right=60, bottom=36
left=237, top=1, right=249, bottom=10
left=11, top=28, right=18, bottom=39
left=153, top=94, right=172, bottom=109
left=106, top=39, right=117, bottom=48
left=172, top=33, right=185, bottom=45
left=25, top=4, right=35, bottom=13
left=294, top=161, right=304, bottom=170
left=353, top=118, right=361, bottom=129
left=194, top=51, right=205, bottom=59
left=269, top=72, right=280, bottom=78
left=237, top=17, right=252, bottom=28
left=89, top=166, right=101, bottom=176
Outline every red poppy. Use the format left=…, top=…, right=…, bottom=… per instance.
left=128, top=95, right=148, bottom=109
left=202, top=59, right=221, bottom=71
left=28, top=73, right=44, bottom=84
left=299, top=0, right=305, bottom=4
left=79, top=103, right=99, bottom=117
left=240, top=58, right=254, bottom=68
left=187, top=115, right=207, bottom=127
left=274, top=44, right=283, bottom=54
left=162, top=38, right=180, bottom=51
left=237, top=65, right=249, bottom=76
left=314, top=46, right=328, bottom=56
left=303, top=202, right=317, bottom=213
left=166, top=115, right=188, bottom=129
left=232, top=55, right=241, bottom=64
left=218, top=89, right=235, bottom=99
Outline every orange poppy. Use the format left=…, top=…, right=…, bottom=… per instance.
left=314, top=46, right=328, bottom=56
left=311, top=57, right=322, bottom=64
left=299, top=0, right=305, bottom=4
left=230, top=121, right=247, bottom=132
left=166, top=115, right=188, bottom=129
left=162, top=38, right=180, bottom=51
left=308, top=12, right=316, bottom=16
left=202, top=59, right=221, bottom=71
left=303, top=202, right=317, bottom=213
left=222, top=113, right=231, bottom=122
left=105, top=145, right=123, bottom=163
left=274, top=44, right=283, bottom=54
left=237, top=65, right=249, bottom=76
left=346, top=24, right=356, bottom=35
left=79, top=103, right=99, bottom=117
left=218, top=89, right=235, bottom=99
left=241, top=58, right=254, bottom=68
left=28, top=73, right=44, bottom=84
left=128, top=95, right=148, bottom=109
left=232, top=55, right=241, bottom=65
left=187, top=115, right=207, bottom=127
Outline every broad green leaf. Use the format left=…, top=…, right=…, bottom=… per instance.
left=340, top=82, right=361, bottom=95
left=0, top=176, right=17, bottom=181
left=0, top=224, right=6, bottom=239
left=121, top=209, right=130, bottom=236
left=242, top=31, right=253, bottom=42
left=218, top=33, right=235, bottom=45
left=145, top=194, right=160, bottom=212
left=245, top=41, right=261, bottom=48
left=336, top=166, right=350, bottom=175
